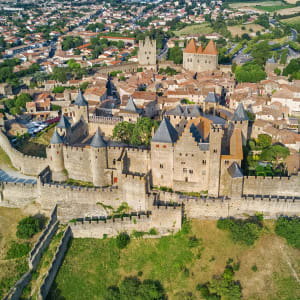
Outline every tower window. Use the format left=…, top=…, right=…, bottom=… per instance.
left=214, top=149, right=217, bottom=153
left=113, top=159, right=116, bottom=165
left=160, top=164, right=163, bottom=169
left=183, top=168, right=187, bottom=173
left=202, top=160, right=206, bottom=165
left=189, top=170, right=193, bottom=174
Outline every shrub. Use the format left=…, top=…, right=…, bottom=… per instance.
left=188, top=236, right=200, bottom=248
left=217, top=216, right=263, bottom=246
left=6, top=241, right=31, bottom=259
left=116, top=232, right=130, bottom=249
left=16, top=216, right=42, bottom=239
left=149, top=228, right=158, bottom=235
left=275, top=217, right=300, bottom=249
left=251, top=264, right=258, bottom=272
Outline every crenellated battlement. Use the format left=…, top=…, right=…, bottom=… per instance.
left=89, top=115, right=122, bottom=124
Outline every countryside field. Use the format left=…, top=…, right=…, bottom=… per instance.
left=228, top=24, right=264, bottom=37
left=174, top=23, right=212, bottom=37
left=282, top=15, right=300, bottom=25
left=49, top=220, right=300, bottom=300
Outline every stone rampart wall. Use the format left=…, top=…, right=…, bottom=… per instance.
left=37, top=183, right=120, bottom=221
left=38, top=226, right=72, bottom=300
left=96, top=62, right=139, bottom=75
left=0, top=130, right=48, bottom=175
left=71, top=206, right=182, bottom=238
left=29, top=206, right=58, bottom=270
left=0, top=182, right=38, bottom=207
left=243, top=175, right=300, bottom=197
left=3, top=271, right=32, bottom=300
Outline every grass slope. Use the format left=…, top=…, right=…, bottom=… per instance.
left=174, top=23, right=213, bottom=37
left=50, top=220, right=300, bottom=300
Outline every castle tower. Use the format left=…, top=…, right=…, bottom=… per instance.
left=49, top=129, right=67, bottom=182
left=138, top=36, right=156, bottom=70
left=73, top=90, right=89, bottom=123
left=90, top=128, right=108, bottom=187
left=230, top=103, right=249, bottom=146
left=56, top=115, right=71, bottom=143
left=183, top=39, right=218, bottom=73
left=208, top=125, right=223, bottom=197
left=151, top=117, right=178, bottom=188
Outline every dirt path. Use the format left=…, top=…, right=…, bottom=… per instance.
left=280, top=245, right=300, bottom=284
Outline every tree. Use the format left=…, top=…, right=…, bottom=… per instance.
left=257, top=134, right=272, bottom=149
left=167, top=46, right=183, bottom=64
left=130, top=117, right=153, bottom=146
left=116, top=232, right=130, bottom=249
left=252, top=41, right=271, bottom=66
left=16, top=216, right=42, bottom=239
left=15, top=93, right=31, bottom=108
left=235, top=62, right=266, bottom=83
left=275, top=217, right=300, bottom=249
left=260, top=145, right=290, bottom=164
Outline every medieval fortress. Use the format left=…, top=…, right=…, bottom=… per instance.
left=0, top=38, right=300, bottom=235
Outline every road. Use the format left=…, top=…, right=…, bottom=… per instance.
left=157, top=39, right=168, bottom=61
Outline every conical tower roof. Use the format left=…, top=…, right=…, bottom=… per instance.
left=50, top=129, right=63, bottom=144
left=190, top=105, right=201, bottom=117
left=184, top=39, right=197, bottom=54
left=152, top=117, right=178, bottom=143
left=74, top=90, right=88, bottom=106
left=203, top=40, right=218, bottom=55
left=197, top=45, right=203, bottom=54
left=57, top=115, right=71, bottom=129
left=232, top=103, right=249, bottom=121
left=205, top=92, right=219, bottom=103
left=124, top=97, right=138, bottom=113
left=90, top=128, right=107, bottom=148
left=228, top=162, right=243, bottom=178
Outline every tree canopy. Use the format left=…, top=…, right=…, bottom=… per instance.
left=112, top=117, right=159, bottom=146
left=235, top=62, right=266, bottom=83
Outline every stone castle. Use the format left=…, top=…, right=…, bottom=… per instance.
left=1, top=89, right=300, bottom=225
left=183, top=39, right=218, bottom=73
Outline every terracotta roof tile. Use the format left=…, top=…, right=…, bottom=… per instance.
left=184, top=39, right=197, bottom=54
left=203, top=40, right=218, bottom=55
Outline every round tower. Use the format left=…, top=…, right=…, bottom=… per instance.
left=90, top=128, right=108, bottom=187
left=50, top=129, right=67, bottom=182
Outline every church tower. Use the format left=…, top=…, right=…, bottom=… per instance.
left=138, top=37, right=156, bottom=70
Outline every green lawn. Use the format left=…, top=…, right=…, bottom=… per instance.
left=255, top=4, right=295, bottom=12
left=0, top=147, right=16, bottom=170
left=49, top=220, right=300, bottom=300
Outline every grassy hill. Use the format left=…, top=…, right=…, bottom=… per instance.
left=49, top=219, right=300, bottom=300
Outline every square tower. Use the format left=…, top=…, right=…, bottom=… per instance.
left=138, top=37, right=156, bottom=68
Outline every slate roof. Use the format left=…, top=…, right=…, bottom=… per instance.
left=190, top=105, right=202, bottom=117
left=152, top=117, right=178, bottom=143
left=124, top=97, right=140, bottom=113
left=232, top=103, right=249, bottom=121
left=74, top=90, right=88, bottom=106
left=57, top=115, right=71, bottom=129
left=165, top=104, right=183, bottom=116
left=50, top=129, right=63, bottom=144
left=205, top=92, right=219, bottom=103
left=190, top=123, right=201, bottom=142
left=90, top=128, right=107, bottom=148
left=228, top=162, right=243, bottom=178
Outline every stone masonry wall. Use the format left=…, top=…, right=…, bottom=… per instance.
left=0, top=130, right=48, bottom=175
left=71, top=206, right=182, bottom=238
left=0, top=182, right=38, bottom=207
left=243, top=175, right=300, bottom=197
left=3, top=271, right=32, bottom=300
left=29, top=206, right=58, bottom=270
left=38, top=226, right=72, bottom=300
